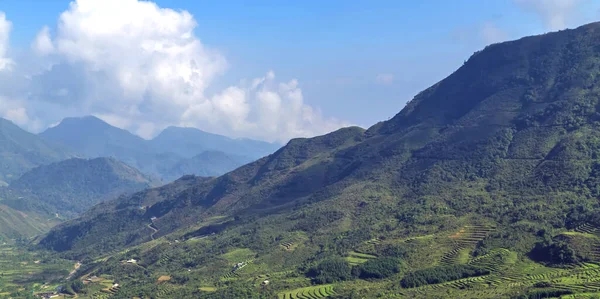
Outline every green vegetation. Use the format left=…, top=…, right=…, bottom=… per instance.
left=309, top=257, right=353, bottom=284
left=356, top=257, right=402, bottom=279
left=0, top=244, right=72, bottom=298
left=0, top=117, right=72, bottom=184
left=400, top=264, right=490, bottom=288
left=8, top=157, right=159, bottom=217
left=278, top=284, right=336, bottom=299
left=9, top=20, right=600, bottom=299
left=531, top=238, right=580, bottom=265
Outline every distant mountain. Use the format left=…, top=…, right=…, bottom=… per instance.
left=0, top=118, right=73, bottom=185
left=159, top=151, right=254, bottom=181
left=0, top=197, right=60, bottom=240
left=150, top=126, right=280, bottom=158
left=39, top=115, right=150, bottom=163
left=40, top=116, right=280, bottom=181
left=8, top=157, right=160, bottom=218
left=39, top=22, right=600, bottom=298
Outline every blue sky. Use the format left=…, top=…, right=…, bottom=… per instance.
left=0, top=0, right=599, bottom=141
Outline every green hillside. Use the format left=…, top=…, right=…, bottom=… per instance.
left=0, top=118, right=72, bottom=185
left=0, top=200, right=60, bottom=240
left=35, top=22, right=600, bottom=298
left=8, top=157, right=160, bottom=218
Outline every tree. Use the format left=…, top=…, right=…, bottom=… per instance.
left=72, top=280, right=85, bottom=293
left=358, top=257, right=402, bottom=279
left=530, top=239, right=579, bottom=265
left=309, top=257, right=353, bottom=283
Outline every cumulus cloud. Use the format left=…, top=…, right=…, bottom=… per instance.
left=182, top=71, right=349, bottom=141
left=32, top=26, right=54, bottom=55
left=514, top=0, right=582, bottom=30
left=0, top=12, right=13, bottom=70
left=375, top=73, right=394, bottom=85
left=0, top=0, right=348, bottom=142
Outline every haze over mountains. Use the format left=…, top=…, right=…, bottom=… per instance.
left=34, top=22, right=600, bottom=298
left=0, top=157, right=158, bottom=239
left=9, top=157, right=159, bottom=217
left=0, top=115, right=279, bottom=240
left=40, top=116, right=281, bottom=181
left=0, top=118, right=73, bottom=185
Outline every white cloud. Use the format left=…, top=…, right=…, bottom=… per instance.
left=0, top=0, right=348, bottom=142
left=32, top=26, right=55, bottom=55
left=480, top=22, right=509, bottom=45
left=0, top=12, right=13, bottom=71
left=514, top=0, right=582, bottom=30
left=182, top=71, right=349, bottom=142
left=375, top=73, right=394, bottom=85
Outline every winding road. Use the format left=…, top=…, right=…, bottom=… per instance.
left=147, top=223, right=159, bottom=240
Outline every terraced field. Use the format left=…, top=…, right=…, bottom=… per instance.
left=0, top=244, right=72, bottom=296
left=441, top=225, right=496, bottom=266
left=345, top=251, right=377, bottom=266
left=281, top=241, right=295, bottom=251
left=278, top=284, right=336, bottom=299
left=402, top=254, right=600, bottom=298
left=221, top=259, right=254, bottom=280
left=573, top=224, right=600, bottom=261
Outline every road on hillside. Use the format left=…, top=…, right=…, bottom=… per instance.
left=66, top=261, right=81, bottom=280
left=147, top=223, right=159, bottom=240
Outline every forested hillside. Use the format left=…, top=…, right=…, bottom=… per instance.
left=37, top=22, right=600, bottom=299
left=0, top=118, right=73, bottom=185
left=8, top=157, right=160, bottom=218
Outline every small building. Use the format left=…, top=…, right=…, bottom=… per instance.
left=261, top=280, right=270, bottom=286
left=151, top=216, right=157, bottom=221
left=35, top=292, right=59, bottom=299
left=233, top=262, right=247, bottom=270
left=126, top=259, right=137, bottom=264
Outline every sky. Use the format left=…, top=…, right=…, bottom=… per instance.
left=0, top=0, right=599, bottom=142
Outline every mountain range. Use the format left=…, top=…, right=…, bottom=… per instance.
left=8, top=157, right=159, bottom=218
left=16, top=21, right=600, bottom=299
left=40, top=116, right=281, bottom=181
left=0, top=118, right=73, bottom=185
left=0, top=157, right=157, bottom=239
left=0, top=115, right=277, bottom=239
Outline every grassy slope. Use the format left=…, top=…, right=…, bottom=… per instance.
left=8, top=157, right=160, bottom=218
left=0, top=118, right=72, bottom=184
left=34, top=22, right=600, bottom=298
left=0, top=203, right=60, bottom=240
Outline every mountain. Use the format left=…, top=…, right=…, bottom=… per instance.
left=158, top=151, right=255, bottom=182
left=0, top=118, right=73, bottom=185
left=0, top=193, right=60, bottom=240
left=38, top=23, right=600, bottom=298
left=150, top=126, right=280, bottom=158
left=8, top=157, right=160, bottom=218
left=40, top=116, right=148, bottom=158
left=40, top=116, right=279, bottom=181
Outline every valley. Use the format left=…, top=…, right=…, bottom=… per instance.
left=5, top=10, right=600, bottom=299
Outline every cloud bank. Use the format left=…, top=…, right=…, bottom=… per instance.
left=514, top=0, right=582, bottom=31
left=0, top=0, right=348, bottom=142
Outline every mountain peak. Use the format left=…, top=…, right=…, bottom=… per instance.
left=377, top=21, right=600, bottom=136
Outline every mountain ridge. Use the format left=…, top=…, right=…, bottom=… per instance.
left=40, top=116, right=280, bottom=181
left=7, top=157, right=160, bottom=218
left=36, top=22, right=600, bottom=298
left=0, top=118, right=73, bottom=185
